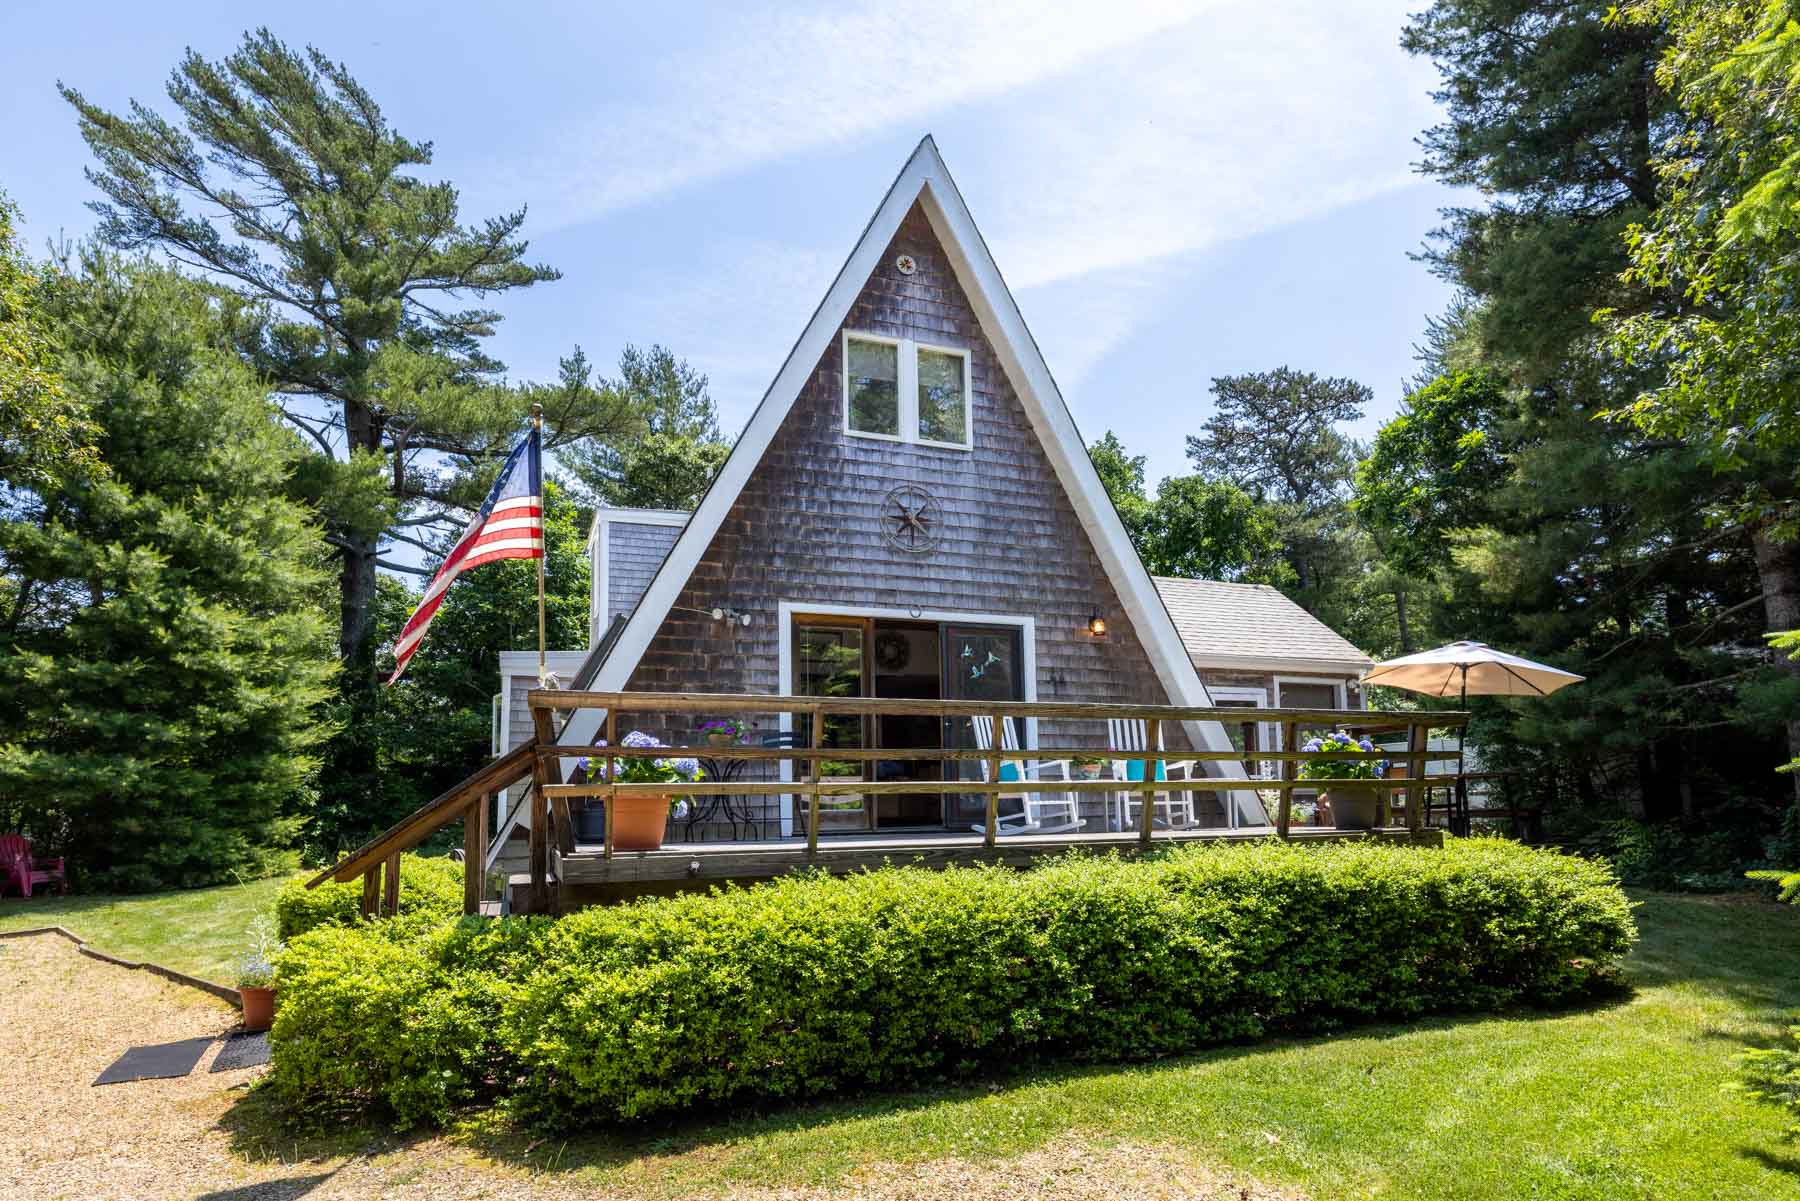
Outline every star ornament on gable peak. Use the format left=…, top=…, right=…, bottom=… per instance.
left=882, top=484, right=941, bottom=554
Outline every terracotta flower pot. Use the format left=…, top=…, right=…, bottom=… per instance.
left=239, top=985, right=275, bottom=1032
left=1322, top=783, right=1380, bottom=831
left=610, top=792, right=672, bottom=850
left=705, top=731, right=737, bottom=748
left=1075, top=765, right=1103, bottom=781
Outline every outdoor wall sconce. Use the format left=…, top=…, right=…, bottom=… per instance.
left=1087, top=608, right=1107, bottom=637
left=674, top=604, right=753, bottom=627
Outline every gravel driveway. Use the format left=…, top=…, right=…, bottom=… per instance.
left=0, top=932, right=1298, bottom=1200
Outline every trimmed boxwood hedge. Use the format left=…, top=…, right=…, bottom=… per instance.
left=269, top=838, right=1633, bottom=1126
left=273, top=851, right=466, bottom=940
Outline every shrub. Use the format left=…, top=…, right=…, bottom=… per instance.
left=270, top=838, right=1634, bottom=1126
left=273, top=852, right=466, bottom=940
left=269, top=915, right=553, bottom=1126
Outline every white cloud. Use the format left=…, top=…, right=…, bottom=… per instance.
left=504, top=0, right=1207, bottom=229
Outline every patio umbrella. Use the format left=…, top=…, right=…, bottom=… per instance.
left=1360, top=641, right=1584, bottom=831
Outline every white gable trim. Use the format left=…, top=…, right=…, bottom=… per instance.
left=567, top=136, right=1249, bottom=796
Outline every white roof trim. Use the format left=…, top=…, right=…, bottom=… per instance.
left=575, top=136, right=1249, bottom=789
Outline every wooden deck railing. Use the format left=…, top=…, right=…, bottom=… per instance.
left=307, top=691, right=1470, bottom=917
left=526, top=691, right=1470, bottom=909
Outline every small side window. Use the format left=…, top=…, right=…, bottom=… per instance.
left=845, top=337, right=900, bottom=437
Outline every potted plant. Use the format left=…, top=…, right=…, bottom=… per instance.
left=1071, top=755, right=1106, bottom=781
left=699, top=717, right=751, bottom=748
left=233, top=915, right=284, bottom=1032
left=1296, top=730, right=1386, bottom=830
left=576, top=733, right=702, bottom=850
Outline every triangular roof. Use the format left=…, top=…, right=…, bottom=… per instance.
left=576, top=136, right=1244, bottom=768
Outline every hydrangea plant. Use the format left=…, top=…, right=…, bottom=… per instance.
left=577, top=732, right=702, bottom=815
left=1296, top=730, right=1385, bottom=782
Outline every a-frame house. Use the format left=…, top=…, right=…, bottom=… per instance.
left=491, top=136, right=1276, bottom=865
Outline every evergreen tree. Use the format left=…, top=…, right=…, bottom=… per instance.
left=59, top=29, right=642, bottom=826
left=1185, top=368, right=1378, bottom=636
left=1386, top=0, right=1788, bottom=843
left=0, top=193, right=97, bottom=493
left=0, top=255, right=336, bottom=889
left=1604, top=0, right=1800, bottom=809
left=559, top=344, right=730, bottom=510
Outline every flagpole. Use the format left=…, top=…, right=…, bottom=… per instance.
left=532, top=403, right=547, bottom=687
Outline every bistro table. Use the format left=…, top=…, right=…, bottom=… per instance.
left=679, top=748, right=766, bottom=840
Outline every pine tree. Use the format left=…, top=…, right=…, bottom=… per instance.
left=59, top=29, right=643, bottom=824
left=0, top=254, right=336, bottom=889
left=558, top=345, right=730, bottom=510
left=1389, top=0, right=1787, bottom=841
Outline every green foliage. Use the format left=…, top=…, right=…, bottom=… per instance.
left=0, top=255, right=336, bottom=891
left=1392, top=0, right=1800, bottom=846
left=270, top=840, right=1633, bottom=1126
left=1354, top=369, right=1510, bottom=579
left=270, top=913, right=554, bottom=1126
left=0, top=193, right=96, bottom=493
left=273, top=852, right=466, bottom=940
left=57, top=30, right=661, bottom=840
left=1606, top=0, right=1800, bottom=493
left=1731, top=1024, right=1800, bottom=1138
left=1747, top=869, right=1800, bottom=905
left=558, top=344, right=730, bottom=510
left=1088, top=432, right=1289, bottom=584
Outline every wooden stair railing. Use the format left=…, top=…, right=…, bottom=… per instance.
left=303, top=739, right=538, bottom=916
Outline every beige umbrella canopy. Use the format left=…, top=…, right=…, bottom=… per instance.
left=1361, top=641, right=1584, bottom=834
left=1362, top=640, right=1584, bottom=705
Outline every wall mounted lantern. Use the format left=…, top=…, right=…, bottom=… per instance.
left=1087, top=608, right=1107, bottom=637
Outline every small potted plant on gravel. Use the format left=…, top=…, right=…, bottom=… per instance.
left=576, top=733, right=703, bottom=850
left=1297, top=730, right=1386, bottom=831
left=233, top=915, right=284, bottom=1032
left=699, top=717, right=751, bottom=748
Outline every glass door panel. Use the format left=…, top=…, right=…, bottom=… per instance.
left=793, top=620, right=870, bottom=831
left=941, top=625, right=1024, bottom=827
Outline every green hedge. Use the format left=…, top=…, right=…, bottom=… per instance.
left=269, top=839, right=1633, bottom=1126
left=273, top=852, right=466, bottom=940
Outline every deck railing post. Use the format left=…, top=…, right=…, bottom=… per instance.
left=1138, top=719, right=1158, bottom=848
left=603, top=709, right=617, bottom=861
left=360, top=866, right=379, bottom=918
left=382, top=851, right=400, bottom=917
left=1406, top=719, right=1428, bottom=835
left=808, top=707, right=825, bottom=857
left=463, top=792, right=489, bottom=915
left=1278, top=721, right=1297, bottom=839
left=984, top=711, right=1004, bottom=849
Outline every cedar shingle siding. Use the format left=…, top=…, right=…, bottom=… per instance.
left=619, top=203, right=1180, bottom=759
left=606, top=521, right=681, bottom=624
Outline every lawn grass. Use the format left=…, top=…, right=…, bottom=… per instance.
left=430, top=890, right=1800, bottom=1200
left=0, top=872, right=288, bottom=982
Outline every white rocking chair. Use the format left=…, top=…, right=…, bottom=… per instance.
left=968, top=715, right=1082, bottom=834
left=1106, top=718, right=1199, bottom=831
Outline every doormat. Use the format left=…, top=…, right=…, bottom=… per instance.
left=209, top=1030, right=270, bottom=1072
left=93, top=1036, right=215, bottom=1085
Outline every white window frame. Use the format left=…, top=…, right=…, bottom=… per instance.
left=841, top=330, right=972, bottom=451
left=1274, top=675, right=1349, bottom=713
left=775, top=600, right=1036, bottom=835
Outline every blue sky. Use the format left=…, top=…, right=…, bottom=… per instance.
left=3, top=0, right=1463, bottom=492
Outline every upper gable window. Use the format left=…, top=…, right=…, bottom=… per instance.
left=842, top=332, right=972, bottom=450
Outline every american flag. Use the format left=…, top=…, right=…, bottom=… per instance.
left=387, top=429, right=542, bottom=684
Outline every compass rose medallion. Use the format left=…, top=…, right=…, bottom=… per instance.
left=882, top=485, right=941, bottom=554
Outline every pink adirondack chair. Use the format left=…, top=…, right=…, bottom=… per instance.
left=0, top=834, right=66, bottom=898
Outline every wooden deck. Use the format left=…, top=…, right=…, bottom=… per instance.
left=538, top=824, right=1443, bottom=906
